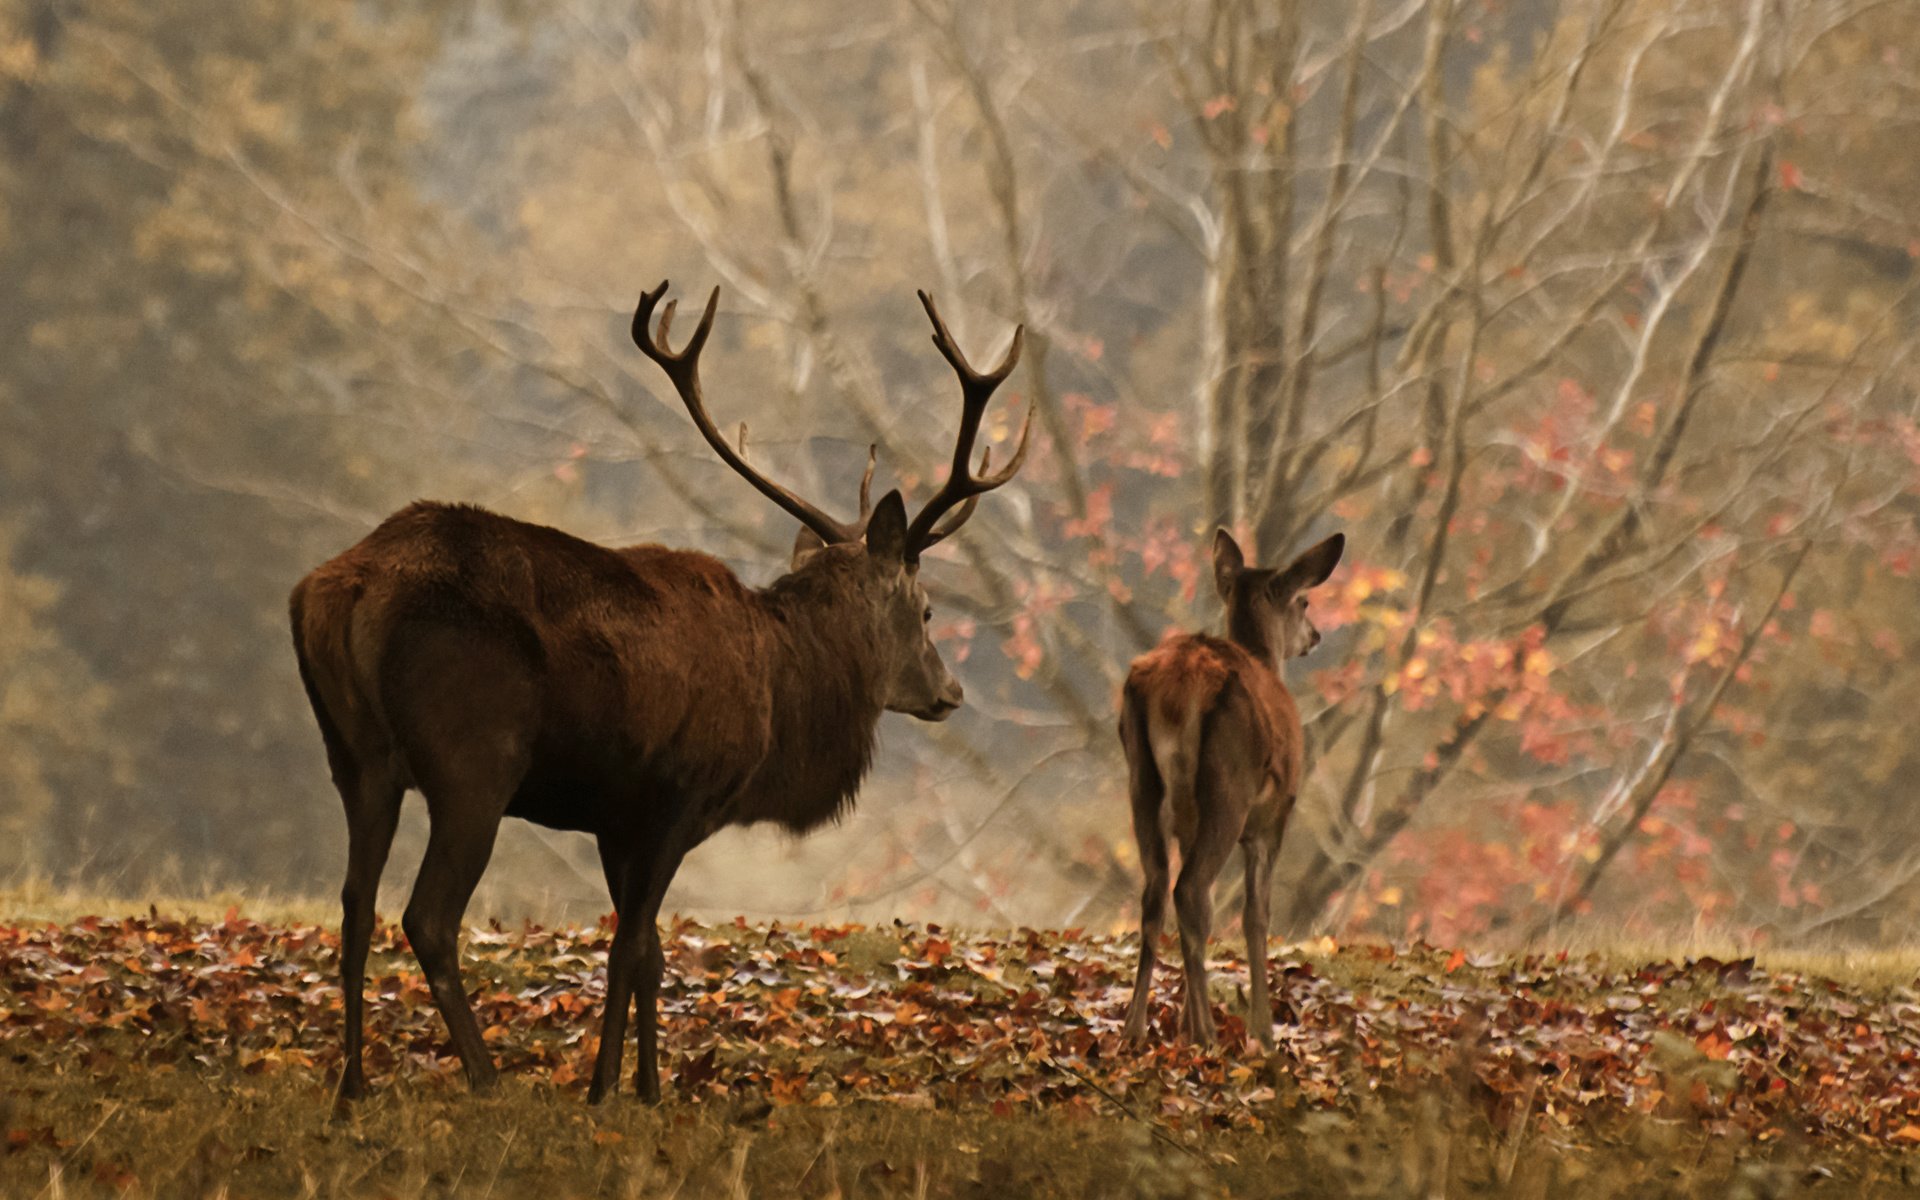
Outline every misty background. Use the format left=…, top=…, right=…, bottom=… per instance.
left=2, top=0, right=1916, bottom=944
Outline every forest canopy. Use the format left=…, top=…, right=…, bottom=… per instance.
left=2, top=0, right=1916, bottom=945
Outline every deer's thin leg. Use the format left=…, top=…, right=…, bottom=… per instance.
left=337, top=766, right=403, bottom=1103
left=630, top=841, right=687, bottom=1104
left=1123, top=807, right=1171, bottom=1043
left=1172, top=802, right=1239, bottom=1048
left=587, top=834, right=687, bottom=1104
left=1241, top=836, right=1277, bottom=1050
left=402, top=805, right=507, bottom=1091
left=1120, top=686, right=1172, bottom=1043
left=587, top=840, right=639, bottom=1104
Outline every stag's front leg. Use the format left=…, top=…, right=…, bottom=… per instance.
left=588, top=841, right=641, bottom=1104
left=588, top=834, right=686, bottom=1104
left=628, top=841, right=688, bottom=1103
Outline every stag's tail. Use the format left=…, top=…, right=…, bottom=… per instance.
left=289, top=574, right=361, bottom=788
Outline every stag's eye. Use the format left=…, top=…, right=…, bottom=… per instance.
left=923, top=607, right=933, bottom=624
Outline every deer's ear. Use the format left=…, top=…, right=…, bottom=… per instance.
left=865, top=490, right=909, bottom=564
left=1211, top=528, right=1246, bottom=601
left=791, top=525, right=829, bottom=571
left=1275, top=532, right=1345, bottom=594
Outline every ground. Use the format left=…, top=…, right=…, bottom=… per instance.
left=3, top=898, right=1920, bottom=1197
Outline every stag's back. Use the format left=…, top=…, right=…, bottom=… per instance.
left=288, top=501, right=783, bottom=816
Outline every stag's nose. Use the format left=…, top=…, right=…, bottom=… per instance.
left=922, top=680, right=963, bottom=720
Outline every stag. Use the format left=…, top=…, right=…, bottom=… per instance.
left=1118, top=528, right=1344, bottom=1048
left=290, top=282, right=1027, bottom=1103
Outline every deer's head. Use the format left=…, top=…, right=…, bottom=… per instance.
left=634, top=283, right=1028, bottom=722
left=1212, top=528, right=1346, bottom=663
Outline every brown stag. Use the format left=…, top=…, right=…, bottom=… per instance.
left=289, top=282, right=1027, bottom=1104
left=1118, top=528, right=1344, bottom=1048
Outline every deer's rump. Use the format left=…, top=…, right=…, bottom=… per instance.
left=1120, top=633, right=1304, bottom=834
left=291, top=502, right=777, bottom=835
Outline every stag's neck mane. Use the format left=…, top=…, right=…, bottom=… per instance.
left=737, top=554, right=887, bottom=833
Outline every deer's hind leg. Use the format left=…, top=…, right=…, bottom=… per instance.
left=386, top=622, right=538, bottom=1092
left=336, top=759, right=404, bottom=1101
left=1120, top=687, right=1170, bottom=1043
left=1240, top=823, right=1278, bottom=1050
left=1171, top=766, right=1242, bottom=1048
left=1178, top=689, right=1274, bottom=1049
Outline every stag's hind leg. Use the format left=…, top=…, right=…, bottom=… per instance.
left=388, top=623, right=536, bottom=1093
left=337, top=762, right=403, bottom=1102
left=402, top=792, right=514, bottom=1091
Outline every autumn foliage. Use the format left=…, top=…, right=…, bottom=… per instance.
left=7, top=914, right=1920, bottom=1150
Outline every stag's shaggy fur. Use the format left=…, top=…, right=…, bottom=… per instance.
left=292, top=282, right=1026, bottom=1105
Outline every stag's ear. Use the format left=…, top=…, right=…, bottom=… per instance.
left=864, top=489, right=909, bottom=564
left=791, top=525, right=829, bottom=571
left=1274, top=532, right=1345, bottom=596
left=1211, top=528, right=1246, bottom=601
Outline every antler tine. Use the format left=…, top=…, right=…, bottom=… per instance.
left=902, top=291, right=1029, bottom=558
left=630, top=281, right=860, bottom=545
left=918, top=447, right=989, bottom=551
left=917, top=290, right=1023, bottom=389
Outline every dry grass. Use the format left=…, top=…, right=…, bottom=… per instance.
left=3, top=1060, right=1913, bottom=1199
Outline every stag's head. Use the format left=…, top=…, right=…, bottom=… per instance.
left=632, top=283, right=1028, bottom=722
left=1212, top=529, right=1346, bottom=661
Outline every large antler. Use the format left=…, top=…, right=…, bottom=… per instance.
left=903, top=291, right=1031, bottom=559
left=632, top=282, right=863, bottom=545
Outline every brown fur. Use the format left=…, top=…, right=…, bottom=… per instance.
left=1119, top=529, right=1343, bottom=1048
left=291, top=501, right=914, bottom=1105
left=293, top=502, right=885, bottom=838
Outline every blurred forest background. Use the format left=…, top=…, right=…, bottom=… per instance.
left=2, top=0, right=1916, bottom=945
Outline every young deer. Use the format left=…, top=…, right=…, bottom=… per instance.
left=1119, top=528, right=1344, bottom=1048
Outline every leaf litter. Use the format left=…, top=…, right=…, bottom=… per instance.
left=3, top=912, right=1919, bottom=1148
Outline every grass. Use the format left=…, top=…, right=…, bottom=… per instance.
left=5, top=1062, right=1917, bottom=1199
left=6, top=894, right=1920, bottom=1197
